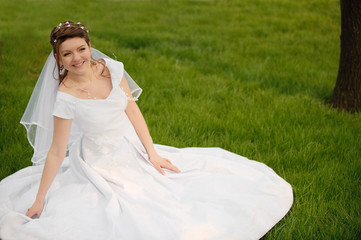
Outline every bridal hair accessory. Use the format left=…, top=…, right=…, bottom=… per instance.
left=55, top=21, right=86, bottom=30
left=20, top=48, right=142, bottom=165
left=52, top=21, right=89, bottom=43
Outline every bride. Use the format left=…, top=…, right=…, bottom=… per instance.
left=0, top=21, right=293, bottom=240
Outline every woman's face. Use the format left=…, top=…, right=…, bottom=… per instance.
left=57, top=37, right=92, bottom=76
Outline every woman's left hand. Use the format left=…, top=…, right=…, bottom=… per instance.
left=149, top=154, right=181, bottom=175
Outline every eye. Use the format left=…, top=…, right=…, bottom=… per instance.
left=63, top=53, right=70, bottom=57
left=79, top=47, right=86, bottom=51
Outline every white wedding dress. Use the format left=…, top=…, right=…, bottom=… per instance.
left=0, top=58, right=293, bottom=240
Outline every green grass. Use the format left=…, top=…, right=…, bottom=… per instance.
left=0, top=0, right=360, bottom=239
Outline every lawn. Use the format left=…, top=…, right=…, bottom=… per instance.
left=0, top=0, right=360, bottom=239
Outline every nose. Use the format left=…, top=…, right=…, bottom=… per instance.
left=73, top=52, right=81, bottom=62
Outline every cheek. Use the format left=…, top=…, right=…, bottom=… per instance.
left=61, top=58, right=72, bottom=68
left=60, top=58, right=68, bottom=66
left=85, top=50, right=92, bottom=59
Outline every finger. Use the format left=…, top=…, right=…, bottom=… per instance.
left=162, top=158, right=173, bottom=166
left=164, top=159, right=180, bottom=172
left=163, top=162, right=181, bottom=173
left=26, top=209, right=33, bottom=218
left=154, top=163, right=165, bottom=175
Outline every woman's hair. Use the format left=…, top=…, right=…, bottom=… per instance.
left=50, top=21, right=91, bottom=83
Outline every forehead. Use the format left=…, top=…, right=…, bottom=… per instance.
left=59, top=37, right=87, bottom=52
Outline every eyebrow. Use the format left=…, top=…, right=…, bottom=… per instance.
left=61, top=45, right=87, bottom=54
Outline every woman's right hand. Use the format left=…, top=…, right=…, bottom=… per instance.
left=26, top=199, right=44, bottom=218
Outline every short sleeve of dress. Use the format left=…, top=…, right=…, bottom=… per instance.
left=52, top=93, right=76, bottom=119
left=105, top=58, right=124, bottom=85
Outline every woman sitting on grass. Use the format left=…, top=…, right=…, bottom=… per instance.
left=0, top=21, right=293, bottom=240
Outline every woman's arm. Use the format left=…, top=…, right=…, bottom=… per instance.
left=120, top=75, right=180, bottom=175
left=26, top=116, right=72, bottom=218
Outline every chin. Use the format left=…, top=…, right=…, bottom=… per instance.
left=69, top=61, right=90, bottom=74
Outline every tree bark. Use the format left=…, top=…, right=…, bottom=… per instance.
left=331, top=0, right=361, bottom=113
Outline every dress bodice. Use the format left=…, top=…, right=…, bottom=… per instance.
left=55, top=84, right=129, bottom=135
left=52, top=58, right=144, bottom=163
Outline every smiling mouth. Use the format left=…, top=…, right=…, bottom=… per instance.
left=73, top=61, right=85, bottom=67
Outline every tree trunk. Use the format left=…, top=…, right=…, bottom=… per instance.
left=331, top=0, right=361, bottom=113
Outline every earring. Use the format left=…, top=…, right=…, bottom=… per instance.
left=59, top=65, right=65, bottom=75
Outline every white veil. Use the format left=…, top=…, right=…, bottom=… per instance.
left=20, top=48, right=142, bottom=165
